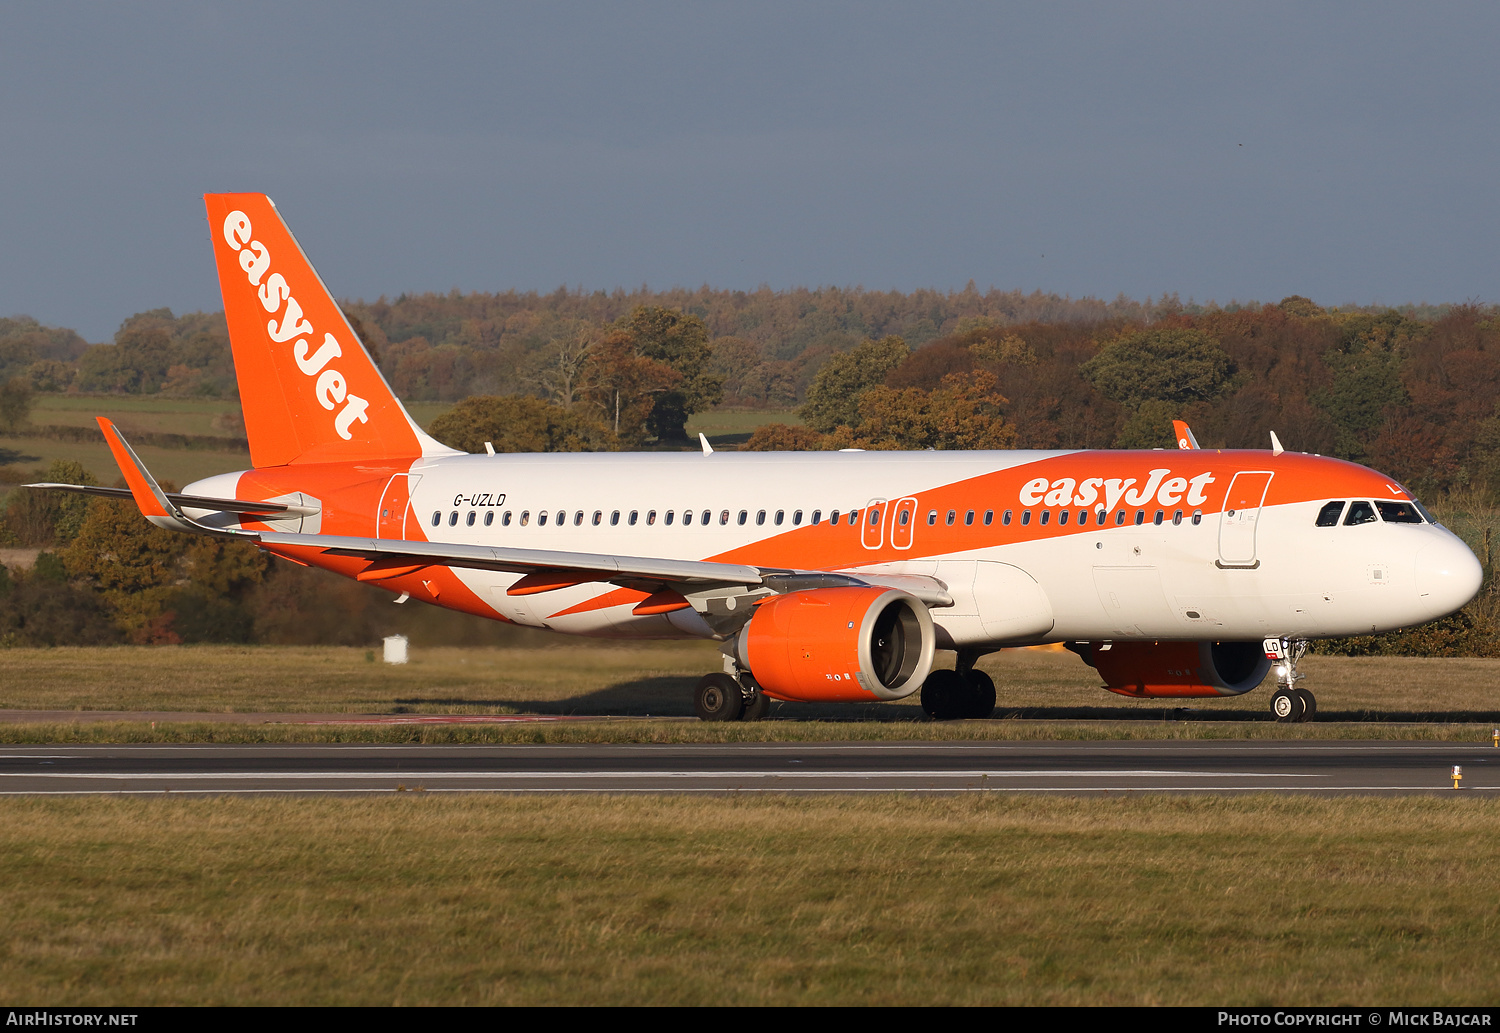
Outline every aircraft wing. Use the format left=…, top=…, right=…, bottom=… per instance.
left=259, top=531, right=769, bottom=592
left=22, top=482, right=318, bottom=517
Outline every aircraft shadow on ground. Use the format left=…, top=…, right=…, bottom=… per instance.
left=395, top=677, right=1500, bottom=724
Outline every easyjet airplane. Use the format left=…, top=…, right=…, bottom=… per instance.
left=30, top=194, right=1484, bottom=722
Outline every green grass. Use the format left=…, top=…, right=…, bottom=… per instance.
left=686, top=406, right=801, bottom=446
left=0, top=432, right=251, bottom=493
left=2, top=795, right=1498, bottom=1005
left=27, top=393, right=243, bottom=437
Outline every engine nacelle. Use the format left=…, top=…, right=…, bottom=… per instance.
left=734, top=587, right=936, bottom=703
left=1071, top=640, right=1271, bottom=698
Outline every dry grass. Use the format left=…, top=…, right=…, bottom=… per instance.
left=1, top=794, right=1497, bottom=1005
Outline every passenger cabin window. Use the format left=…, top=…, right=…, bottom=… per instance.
left=721, top=510, right=730, bottom=525
left=1002, top=510, right=1012, bottom=526
left=646, top=510, right=656, bottom=525
left=484, top=512, right=494, bottom=526
left=1191, top=510, right=1202, bottom=525
left=574, top=511, right=584, bottom=526
left=927, top=510, right=937, bottom=526
left=1153, top=511, right=1163, bottom=526
left=555, top=511, right=565, bottom=526
left=1172, top=510, right=1182, bottom=526
left=946, top=510, right=956, bottom=526
left=1057, top=510, right=1068, bottom=526
left=592, top=511, right=602, bottom=526
left=775, top=510, right=785, bottom=525
left=984, top=510, right=994, bottom=525
left=1040, top=510, right=1050, bottom=526
left=702, top=510, right=711, bottom=525
left=502, top=511, right=513, bottom=526
left=430, top=511, right=441, bottom=527
left=1021, top=510, right=1031, bottom=526
left=628, top=511, right=638, bottom=526
left=793, top=510, right=803, bottom=525
left=538, top=512, right=548, bottom=526
left=757, top=510, right=766, bottom=525
left=1344, top=501, right=1378, bottom=526
left=1377, top=501, right=1423, bottom=524
left=830, top=510, right=840, bottom=525
left=665, top=510, right=675, bottom=525
left=811, top=510, right=822, bottom=524
left=520, top=511, right=530, bottom=526
left=847, top=511, right=858, bottom=526
left=1316, top=501, right=1346, bottom=527
left=611, top=511, right=620, bottom=526
left=466, top=512, right=476, bottom=526
left=448, top=511, right=458, bottom=526
left=1115, top=510, right=1126, bottom=526
left=1134, top=510, right=1145, bottom=526
left=683, top=510, right=693, bottom=526
left=738, top=510, right=748, bottom=525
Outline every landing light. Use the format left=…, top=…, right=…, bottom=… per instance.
left=1452, top=765, right=1463, bottom=789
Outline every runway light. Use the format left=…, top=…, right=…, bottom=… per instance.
left=1452, top=765, right=1463, bottom=789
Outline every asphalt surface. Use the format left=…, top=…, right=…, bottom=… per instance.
left=0, top=740, right=1497, bottom=795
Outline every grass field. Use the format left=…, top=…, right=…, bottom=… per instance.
left=2, top=794, right=1497, bottom=1005
left=0, top=644, right=1496, bottom=744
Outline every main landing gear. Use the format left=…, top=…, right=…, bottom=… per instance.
left=1265, top=637, right=1316, bottom=723
left=693, top=672, right=769, bottom=722
left=920, top=651, right=996, bottom=721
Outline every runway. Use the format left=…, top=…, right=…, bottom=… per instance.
left=0, top=740, right=1496, bottom=794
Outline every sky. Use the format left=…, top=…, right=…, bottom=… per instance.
left=2, top=2, right=1498, bottom=342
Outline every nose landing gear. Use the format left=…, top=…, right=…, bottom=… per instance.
left=1265, top=637, right=1315, bottom=723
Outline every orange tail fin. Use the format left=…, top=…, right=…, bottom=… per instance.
left=203, top=193, right=458, bottom=468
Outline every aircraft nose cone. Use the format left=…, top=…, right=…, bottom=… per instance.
left=1415, top=536, right=1483, bottom=618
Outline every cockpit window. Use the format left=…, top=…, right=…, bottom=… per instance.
left=1315, top=501, right=1346, bottom=527
left=1343, top=501, right=1378, bottom=526
left=1377, top=501, right=1423, bottom=524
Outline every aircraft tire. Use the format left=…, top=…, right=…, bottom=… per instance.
left=1294, top=687, right=1317, bottom=723
left=921, top=669, right=970, bottom=721
left=965, top=669, right=996, bottom=718
left=741, top=691, right=771, bottom=722
left=1270, top=688, right=1304, bottom=723
left=694, top=673, right=745, bottom=721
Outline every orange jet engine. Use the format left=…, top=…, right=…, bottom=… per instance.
left=1070, top=640, right=1271, bottom=698
left=734, top=587, right=936, bottom=703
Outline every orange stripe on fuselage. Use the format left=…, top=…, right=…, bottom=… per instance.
left=707, top=450, right=1403, bottom=571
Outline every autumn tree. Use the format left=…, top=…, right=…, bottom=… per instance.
left=842, top=371, right=1017, bottom=450
left=581, top=331, right=682, bottom=443
left=0, top=460, right=95, bottom=547
left=1081, top=327, right=1235, bottom=411
left=0, top=377, right=32, bottom=432
left=801, top=336, right=910, bottom=432
left=743, top=424, right=826, bottom=451
left=429, top=394, right=616, bottom=453
left=616, top=307, right=723, bottom=442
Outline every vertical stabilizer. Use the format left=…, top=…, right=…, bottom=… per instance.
left=203, top=193, right=459, bottom=468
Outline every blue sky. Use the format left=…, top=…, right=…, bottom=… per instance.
left=2, top=2, right=1497, bottom=341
